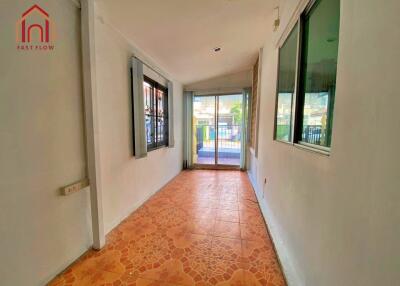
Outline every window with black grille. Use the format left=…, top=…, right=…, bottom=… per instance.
left=143, top=76, right=168, bottom=150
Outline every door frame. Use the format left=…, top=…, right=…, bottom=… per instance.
left=192, top=93, right=243, bottom=170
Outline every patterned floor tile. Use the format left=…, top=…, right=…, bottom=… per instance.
left=127, top=277, right=181, bottom=286
left=218, top=201, right=239, bottom=211
left=239, top=209, right=265, bottom=226
left=185, top=218, right=216, bottom=235
left=240, top=224, right=269, bottom=242
left=184, top=207, right=217, bottom=220
left=166, top=229, right=212, bottom=258
left=217, top=209, right=240, bottom=223
left=214, top=221, right=242, bottom=239
left=242, top=239, right=273, bottom=263
left=48, top=170, right=286, bottom=286
left=207, top=258, right=245, bottom=285
left=140, top=256, right=209, bottom=286
left=210, top=237, right=242, bottom=262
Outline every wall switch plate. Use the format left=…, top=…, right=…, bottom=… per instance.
left=61, top=179, right=89, bottom=196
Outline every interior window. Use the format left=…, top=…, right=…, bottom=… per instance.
left=143, top=76, right=168, bottom=150
left=298, top=0, right=340, bottom=148
left=275, top=23, right=299, bottom=142
left=273, top=0, right=340, bottom=152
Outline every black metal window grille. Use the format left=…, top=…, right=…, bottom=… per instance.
left=144, top=76, right=168, bottom=151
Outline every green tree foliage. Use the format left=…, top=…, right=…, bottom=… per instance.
left=230, top=103, right=242, bottom=125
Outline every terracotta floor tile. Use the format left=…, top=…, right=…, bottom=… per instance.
left=154, top=208, right=188, bottom=229
left=211, top=237, right=242, bottom=262
left=239, top=209, right=265, bottom=226
left=240, top=224, right=269, bottom=242
left=239, top=191, right=257, bottom=202
left=166, top=230, right=212, bottom=257
left=207, top=258, right=245, bottom=285
left=239, top=199, right=259, bottom=209
left=213, top=221, right=242, bottom=239
left=264, top=264, right=286, bottom=286
left=243, top=266, right=268, bottom=286
left=193, top=199, right=220, bottom=209
left=184, top=207, right=217, bottom=220
left=220, top=194, right=238, bottom=202
left=140, top=256, right=209, bottom=286
left=207, top=194, right=221, bottom=201
left=218, top=201, right=239, bottom=211
left=129, top=277, right=181, bottom=286
left=118, top=217, right=158, bottom=241
left=242, top=239, right=273, bottom=264
left=243, top=259, right=286, bottom=286
left=216, top=209, right=240, bottom=223
left=48, top=170, right=285, bottom=286
left=185, top=218, right=216, bottom=235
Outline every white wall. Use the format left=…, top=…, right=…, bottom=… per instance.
left=185, top=70, right=252, bottom=94
left=0, top=1, right=93, bottom=285
left=94, top=6, right=183, bottom=233
left=249, top=0, right=400, bottom=285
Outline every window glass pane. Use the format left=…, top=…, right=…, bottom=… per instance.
left=143, top=78, right=168, bottom=150
left=158, top=117, right=164, bottom=143
left=144, top=82, right=155, bottom=146
left=157, top=89, right=164, bottom=116
left=145, top=115, right=154, bottom=145
left=156, top=88, right=168, bottom=146
left=193, top=96, right=216, bottom=165
left=275, top=23, right=298, bottom=142
left=300, top=0, right=340, bottom=147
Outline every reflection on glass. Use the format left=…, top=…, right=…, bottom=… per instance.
left=300, top=0, right=340, bottom=147
left=144, top=81, right=154, bottom=145
left=193, top=96, right=216, bottom=165
left=143, top=80, right=168, bottom=149
left=275, top=23, right=298, bottom=142
left=156, top=89, right=166, bottom=143
left=217, top=94, right=242, bottom=166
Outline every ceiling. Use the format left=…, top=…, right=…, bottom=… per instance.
left=96, top=0, right=276, bottom=85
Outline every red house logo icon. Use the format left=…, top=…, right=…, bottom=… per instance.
left=16, top=4, right=55, bottom=50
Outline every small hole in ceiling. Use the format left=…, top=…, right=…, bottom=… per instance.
left=213, top=47, right=221, bottom=52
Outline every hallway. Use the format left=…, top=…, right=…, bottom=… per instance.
left=49, top=170, right=285, bottom=286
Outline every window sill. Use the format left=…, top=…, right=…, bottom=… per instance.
left=147, top=144, right=168, bottom=152
left=294, top=143, right=330, bottom=156
left=273, top=139, right=330, bottom=156
left=274, top=139, right=293, bottom=146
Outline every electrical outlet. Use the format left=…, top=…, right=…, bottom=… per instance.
left=62, top=179, right=89, bottom=196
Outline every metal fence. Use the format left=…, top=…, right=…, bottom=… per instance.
left=195, top=125, right=241, bottom=153
left=303, top=125, right=322, bottom=145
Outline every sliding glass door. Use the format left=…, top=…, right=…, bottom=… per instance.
left=192, top=94, right=243, bottom=167
left=193, top=96, right=216, bottom=165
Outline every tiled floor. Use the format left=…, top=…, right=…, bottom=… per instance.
left=49, top=170, right=286, bottom=286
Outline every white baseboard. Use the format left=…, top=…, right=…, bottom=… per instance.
left=247, top=171, right=302, bottom=286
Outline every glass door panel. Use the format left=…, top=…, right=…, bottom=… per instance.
left=192, top=96, right=216, bottom=165
left=217, top=94, right=242, bottom=166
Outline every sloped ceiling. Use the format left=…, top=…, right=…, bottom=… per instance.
left=96, top=0, right=276, bottom=85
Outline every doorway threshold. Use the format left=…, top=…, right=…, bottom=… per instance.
left=192, top=164, right=241, bottom=171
